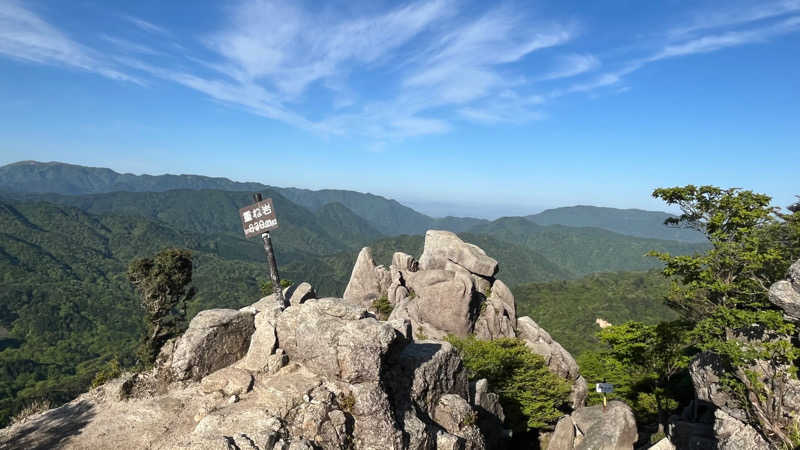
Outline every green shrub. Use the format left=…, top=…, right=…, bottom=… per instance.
left=447, top=336, right=571, bottom=431
left=91, top=357, right=122, bottom=388
left=128, top=248, right=196, bottom=366
left=371, top=295, right=393, bottom=320
left=260, top=279, right=293, bottom=296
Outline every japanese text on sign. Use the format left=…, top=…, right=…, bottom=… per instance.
left=240, top=198, right=279, bottom=238
left=595, top=383, right=614, bottom=394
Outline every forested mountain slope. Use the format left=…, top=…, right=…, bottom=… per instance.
left=527, top=205, right=706, bottom=242
left=514, top=271, right=679, bottom=355
left=0, top=161, right=483, bottom=236
left=468, top=217, right=707, bottom=276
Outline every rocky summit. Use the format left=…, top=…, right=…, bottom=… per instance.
left=0, top=231, right=628, bottom=450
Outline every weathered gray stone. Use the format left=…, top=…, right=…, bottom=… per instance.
left=266, top=348, right=288, bottom=375
left=276, top=298, right=400, bottom=383
left=471, top=379, right=504, bottom=424
left=242, top=312, right=277, bottom=372
left=419, top=230, right=499, bottom=277
left=473, top=296, right=515, bottom=341
left=469, top=379, right=506, bottom=449
left=245, top=292, right=286, bottom=316
left=789, top=259, right=800, bottom=291
left=436, top=430, right=465, bottom=450
left=343, top=247, right=390, bottom=308
left=548, top=415, right=575, bottom=450
left=572, top=401, right=638, bottom=450
left=516, top=316, right=579, bottom=380
left=690, top=353, right=748, bottom=422
left=392, top=252, right=419, bottom=272
left=388, top=318, right=412, bottom=341
left=168, top=309, right=255, bottom=381
left=387, top=341, right=469, bottom=417
left=648, top=437, right=675, bottom=450
left=348, top=381, right=404, bottom=449
left=388, top=281, right=409, bottom=306
left=285, top=282, right=316, bottom=306
left=200, top=367, right=253, bottom=396
left=489, top=280, right=516, bottom=328
left=404, top=269, right=477, bottom=337
left=570, top=376, right=589, bottom=411
left=713, top=409, right=769, bottom=450
left=768, top=280, right=800, bottom=320
left=516, top=316, right=585, bottom=408
left=433, top=394, right=486, bottom=450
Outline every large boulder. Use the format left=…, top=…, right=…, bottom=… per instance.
left=241, top=306, right=280, bottom=372
left=393, top=251, right=419, bottom=272
left=571, top=401, right=638, bottom=450
left=275, top=298, right=400, bottom=383
left=516, top=316, right=586, bottom=408
left=473, top=282, right=516, bottom=341
left=419, top=230, right=499, bottom=277
left=386, top=340, right=477, bottom=449
left=166, top=309, right=255, bottom=381
left=433, top=394, right=487, bottom=450
left=769, top=280, right=800, bottom=321
left=394, top=269, right=478, bottom=338
left=690, top=353, right=748, bottom=422
left=387, top=341, right=470, bottom=415
left=547, top=415, right=576, bottom=450
left=470, top=379, right=506, bottom=450
left=713, top=409, right=769, bottom=450
left=285, top=282, right=317, bottom=306
left=343, top=247, right=391, bottom=309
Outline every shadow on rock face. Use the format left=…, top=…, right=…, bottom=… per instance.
left=384, top=341, right=471, bottom=448
left=1, top=400, right=95, bottom=450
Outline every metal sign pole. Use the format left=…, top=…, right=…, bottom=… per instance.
left=253, top=193, right=287, bottom=308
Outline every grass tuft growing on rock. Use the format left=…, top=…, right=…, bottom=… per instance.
left=371, top=295, right=393, bottom=320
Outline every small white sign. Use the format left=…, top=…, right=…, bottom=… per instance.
left=596, top=382, right=614, bottom=394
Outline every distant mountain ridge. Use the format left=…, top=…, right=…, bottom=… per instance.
left=0, top=161, right=482, bottom=236
left=528, top=205, right=705, bottom=243
left=1, top=161, right=703, bottom=242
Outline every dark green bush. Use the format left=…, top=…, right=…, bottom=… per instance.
left=447, top=336, right=571, bottom=432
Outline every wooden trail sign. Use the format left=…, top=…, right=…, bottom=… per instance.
left=595, top=382, right=614, bottom=394
left=240, top=194, right=286, bottom=308
left=240, top=197, right=279, bottom=238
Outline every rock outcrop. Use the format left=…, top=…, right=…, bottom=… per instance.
left=164, top=309, right=256, bottom=381
left=1, top=231, right=604, bottom=449
left=418, top=230, right=498, bottom=277
left=546, top=401, right=638, bottom=450
left=516, top=316, right=587, bottom=409
left=768, top=259, right=800, bottom=321
left=343, top=247, right=391, bottom=309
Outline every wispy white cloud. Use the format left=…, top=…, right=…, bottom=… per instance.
left=552, top=14, right=800, bottom=99
left=4, top=0, right=800, bottom=143
left=99, top=35, right=164, bottom=56
left=458, top=90, right=545, bottom=124
left=670, top=0, right=800, bottom=37
left=122, top=14, right=170, bottom=36
left=405, top=8, right=572, bottom=103
left=653, top=15, right=800, bottom=61
left=206, top=0, right=452, bottom=97
left=0, top=1, right=141, bottom=84
left=538, top=53, right=600, bottom=81
left=189, top=0, right=571, bottom=137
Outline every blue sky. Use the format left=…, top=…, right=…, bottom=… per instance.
left=0, top=0, right=798, bottom=218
